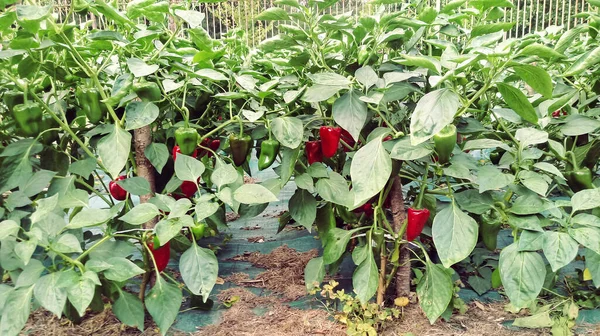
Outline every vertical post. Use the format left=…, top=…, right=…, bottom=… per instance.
left=390, top=176, right=410, bottom=297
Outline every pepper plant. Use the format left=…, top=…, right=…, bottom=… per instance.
left=2, top=0, right=600, bottom=335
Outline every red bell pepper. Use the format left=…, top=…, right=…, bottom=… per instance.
left=148, top=240, right=170, bottom=272
left=109, top=176, right=128, bottom=201
left=340, top=129, right=356, bottom=152
left=199, top=138, right=221, bottom=157
left=319, top=126, right=342, bottom=157
left=305, top=140, right=323, bottom=165
left=353, top=203, right=374, bottom=217
left=181, top=180, right=198, bottom=198
left=552, top=110, right=568, bottom=118
left=173, top=145, right=198, bottom=161
left=406, top=207, right=430, bottom=241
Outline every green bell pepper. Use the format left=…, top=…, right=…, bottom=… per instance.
left=433, top=124, right=457, bottom=165
left=133, top=81, right=161, bottom=102
left=566, top=167, right=595, bottom=192
left=480, top=209, right=502, bottom=251
left=257, top=139, right=280, bottom=170
left=174, top=127, right=199, bottom=156
left=13, top=102, right=43, bottom=136
left=3, top=91, right=24, bottom=113
left=76, top=87, right=106, bottom=124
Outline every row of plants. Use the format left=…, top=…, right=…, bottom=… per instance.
left=2, top=0, right=600, bottom=335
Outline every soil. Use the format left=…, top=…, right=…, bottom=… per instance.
left=225, top=245, right=318, bottom=301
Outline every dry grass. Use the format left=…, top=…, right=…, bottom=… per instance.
left=226, top=245, right=319, bottom=301
left=194, top=287, right=345, bottom=336
left=21, top=306, right=188, bottom=336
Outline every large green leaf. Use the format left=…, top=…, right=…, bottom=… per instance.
left=499, top=243, right=546, bottom=309
left=113, top=291, right=145, bottom=331
left=585, top=249, right=600, bottom=288
left=271, top=117, right=303, bottom=149
left=563, top=46, right=600, bottom=77
left=304, top=257, right=325, bottom=291
left=417, top=261, right=453, bottom=324
left=315, top=171, right=354, bottom=208
left=0, top=285, right=33, bottom=336
left=119, top=203, right=160, bottom=225
left=289, top=189, right=317, bottom=232
left=180, top=244, right=218, bottom=300
left=496, top=83, right=538, bottom=124
left=34, top=272, right=67, bottom=317
left=256, top=7, right=290, bottom=21
left=323, top=227, right=361, bottom=265
left=350, top=135, right=392, bottom=207
left=569, top=227, right=600, bottom=255
left=333, top=90, right=367, bottom=142
left=572, top=189, right=600, bottom=213
left=410, top=89, right=459, bottom=145
left=477, top=166, right=514, bottom=193
left=542, top=232, right=578, bottom=272
left=512, top=64, right=553, bottom=99
left=353, top=249, right=378, bottom=303
left=145, top=277, right=182, bottom=336
left=98, top=126, right=131, bottom=180
left=233, top=184, right=278, bottom=204
left=432, top=202, right=478, bottom=268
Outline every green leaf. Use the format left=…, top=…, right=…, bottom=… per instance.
left=233, top=184, right=278, bottom=204
left=410, top=89, right=460, bottom=145
left=66, top=273, right=97, bottom=316
left=145, top=277, right=182, bottom=336
left=499, top=243, right=546, bottom=309
left=509, top=193, right=550, bottom=215
left=304, top=257, right=325, bottom=291
left=572, top=214, right=600, bottom=228
left=351, top=135, right=392, bottom=206
left=542, top=232, right=578, bottom=272
left=309, top=72, right=352, bottom=86
left=195, top=201, right=219, bottom=221
left=455, top=190, right=494, bottom=215
left=417, top=261, right=453, bottom=324
left=256, top=7, right=290, bottom=21
left=68, top=157, right=96, bottom=179
left=117, top=176, right=152, bottom=196
left=68, top=208, right=112, bottom=229
left=512, top=311, right=554, bottom=328
left=15, top=259, right=44, bottom=288
left=119, top=203, right=159, bottom=225
left=156, top=216, right=192, bottom=245
left=585, top=249, right=600, bottom=288
left=463, top=139, right=511, bottom=152
left=113, top=291, right=145, bottom=331
left=477, top=166, right=514, bottom=193
left=496, top=83, right=538, bottom=124
left=323, top=227, right=361, bottom=264
left=127, top=58, right=159, bottom=77
left=15, top=239, right=37, bottom=266
left=289, top=189, right=317, bottom=232
left=353, top=250, right=378, bottom=303
left=389, top=138, right=432, bottom=160
left=563, top=46, right=600, bottom=77
left=34, top=272, right=67, bottom=317
left=98, top=126, right=131, bottom=180
left=53, top=234, right=83, bottom=254
left=174, top=9, right=205, bottom=28
left=561, top=115, right=600, bottom=136
left=471, top=22, right=514, bottom=37
left=0, top=286, right=33, bottom=336
left=195, top=69, right=228, bottom=81
left=355, top=66, right=378, bottom=90
left=211, top=162, right=238, bottom=189
left=315, top=171, right=354, bottom=208
left=508, top=215, right=544, bottom=232
left=432, top=203, right=478, bottom=268
left=569, top=227, right=600, bottom=255
left=280, top=147, right=301, bottom=187
left=0, top=220, right=20, bottom=240
left=180, top=244, right=218, bottom=300
left=20, top=170, right=56, bottom=197
left=518, top=43, right=565, bottom=59
left=104, top=257, right=146, bottom=282
left=294, top=174, right=315, bottom=193
left=174, top=154, right=205, bottom=183
left=519, top=171, right=549, bottom=196
left=512, top=65, right=553, bottom=99
left=518, top=230, right=545, bottom=252
left=572, top=189, right=600, bottom=213
left=271, top=117, right=303, bottom=149
left=4, top=191, right=31, bottom=211
left=333, top=90, right=368, bottom=142
left=302, top=84, right=346, bottom=102
left=125, top=101, right=159, bottom=130
left=395, top=55, right=440, bottom=74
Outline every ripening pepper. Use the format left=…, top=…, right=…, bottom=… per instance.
left=173, top=145, right=198, bottom=161
left=258, top=139, right=280, bottom=170
left=199, top=138, right=221, bottom=157
left=340, top=128, right=356, bottom=152
left=433, top=124, right=457, bottom=165
left=13, top=102, right=43, bottom=136
left=566, top=167, right=595, bottom=192
left=353, top=203, right=374, bottom=218
left=406, top=207, right=430, bottom=241
left=148, top=239, right=170, bottom=272
left=319, top=126, right=342, bottom=158
left=109, top=176, right=128, bottom=201
left=229, top=134, right=252, bottom=166
left=305, top=140, right=323, bottom=165
left=480, top=209, right=502, bottom=251
left=133, top=81, right=161, bottom=102
left=175, top=127, right=199, bottom=156
left=76, top=87, right=106, bottom=124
